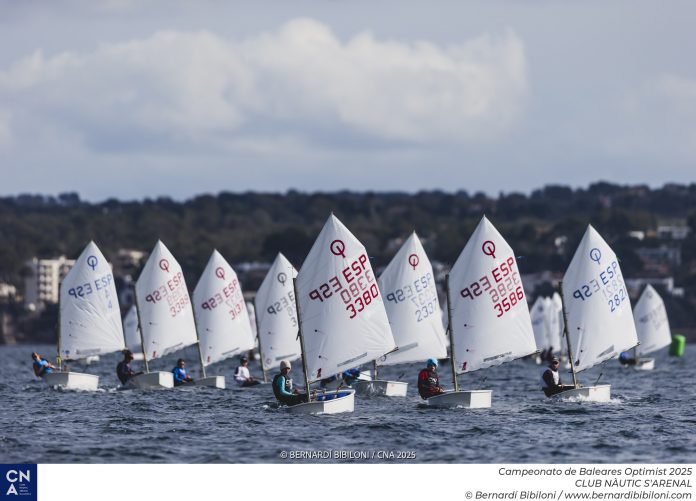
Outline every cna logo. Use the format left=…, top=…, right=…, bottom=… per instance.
left=0, top=464, right=36, bottom=500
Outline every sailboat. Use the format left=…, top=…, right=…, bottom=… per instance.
left=428, top=216, right=537, bottom=408
left=289, top=214, right=397, bottom=414
left=122, top=305, right=144, bottom=361
left=130, top=241, right=198, bottom=389
left=44, top=241, right=125, bottom=391
left=556, top=225, right=639, bottom=402
left=356, top=232, right=447, bottom=397
left=530, top=296, right=562, bottom=364
left=192, top=250, right=256, bottom=388
left=630, top=284, right=672, bottom=371
left=254, top=253, right=302, bottom=383
left=530, top=297, right=550, bottom=364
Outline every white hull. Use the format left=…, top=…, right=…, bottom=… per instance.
left=552, top=384, right=611, bottom=402
left=635, top=358, right=655, bottom=371
left=354, top=380, right=408, bottom=397
left=426, top=389, right=492, bottom=409
left=287, top=389, right=355, bottom=415
left=195, top=376, right=225, bottom=389
left=43, top=371, right=99, bottom=391
left=77, top=355, right=100, bottom=365
left=129, top=371, right=174, bottom=389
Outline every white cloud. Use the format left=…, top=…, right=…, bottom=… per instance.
left=0, top=18, right=527, bottom=153
left=614, top=73, right=696, bottom=161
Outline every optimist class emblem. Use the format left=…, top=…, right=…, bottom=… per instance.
left=159, top=259, right=170, bottom=273
left=215, top=267, right=225, bottom=280
left=589, top=248, right=602, bottom=265
left=408, top=254, right=419, bottom=270
left=482, top=241, right=496, bottom=259
left=277, top=272, right=287, bottom=285
left=86, top=255, right=98, bottom=270
left=330, top=239, right=346, bottom=258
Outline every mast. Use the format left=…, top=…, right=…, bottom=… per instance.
left=56, top=312, right=62, bottom=372
left=445, top=274, right=459, bottom=392
left=558, top=282, right=578, bottom=389
left=292, top=278, right=311, bottom=402
left=253, top=296, right=268, bottom=383
left=191, top=305, right=207, bottom=379
left=372, top=360, right=378, bottom=380
left=133, top=292, right=150, bottom=373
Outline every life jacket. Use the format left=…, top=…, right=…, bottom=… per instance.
left=272, top=373, right=293, bottom=400
left=541, top=368, right=560, bottom=388
left=418, top=368, right=439, bottom=389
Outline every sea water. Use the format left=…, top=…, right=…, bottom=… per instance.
left=1, top=344, right=694, bottom=463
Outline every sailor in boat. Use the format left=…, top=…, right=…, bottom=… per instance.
left=272, top=360, right=308, bottom=406
left=116, top=350, right=143, bottom=385
left=417, top=358, right=445, bottom=399
left=319, top=367, right=362, bottom=389
left=172, top=358, right=194, bottom=386
left=31, top=352, right=56, bottom=378
left=234, top=356, right=261, bottom=387
left=544, top=346, right=556, bottom=363
left=541, top=357, right=575, bottom=397
left=341, top=368, right=361, bottom=386
left=618, top=351, right=637, bottom=366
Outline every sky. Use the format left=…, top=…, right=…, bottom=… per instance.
left=0, top=0, right=694, bottom=201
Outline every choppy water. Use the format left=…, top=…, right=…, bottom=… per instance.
left=1, top=344, right=694, bottom=463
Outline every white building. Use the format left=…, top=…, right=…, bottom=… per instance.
left=0, top=283, right=16, bottom=301
left=657, top=225, right=690, bottom=240
left=23, top=256, right=75, bottom=309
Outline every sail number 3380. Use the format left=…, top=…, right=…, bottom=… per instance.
left=308, top=253, right=380, bottom=319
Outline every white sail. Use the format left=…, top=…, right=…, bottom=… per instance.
left=135, top=241, right=198, bottom=361
left=192, top=250, right=255, bottom=367
left=378, top=232, right=447, bottom=365
left=448, top=216, right=537, bottom=373
left=296, top=214, right=396, bottom=382
left=530, top=297, right=549, bottom=351
left=123, top=305, right=142, bottom=354
left=255, top=253, right=301, bottom=370
left=633, top=285, right=672, bottom=356
left=59, top=241, right=125, bottom=359
left=562, top=225, right=638, bottom=372
left=246, top=301, right=258, bottom=341
left=547, top=293, right=563, bottom=353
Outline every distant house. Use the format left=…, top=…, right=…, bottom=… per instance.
left=636, top=246, right=681, bottom=272
left=625, top=276, right=676, bottom=298
left=116, top=249, right=148, bottom=275
left=657, top=224, right=690, bottom=240
left=23, top=256, right=75, bottom=310
left=0, top=283, right=16, bottom=302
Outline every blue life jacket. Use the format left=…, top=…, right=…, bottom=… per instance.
left=33, top=359, right=53, bottom=377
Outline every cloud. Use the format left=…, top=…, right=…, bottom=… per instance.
left=0, top=18, right=527, bottom=153
left=614, top=73, right=696, bottom=161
